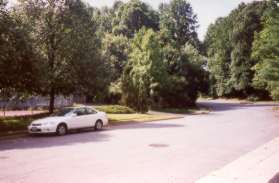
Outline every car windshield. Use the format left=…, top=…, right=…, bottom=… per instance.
left=52, top=108, right=74, bottom=117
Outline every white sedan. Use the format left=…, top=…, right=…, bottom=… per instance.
left=28, top=106, right=109, bottom=136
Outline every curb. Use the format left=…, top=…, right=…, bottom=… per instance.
left=0, top=131, right=28, bottom=141
left=195, top=137, right=279, bottom=183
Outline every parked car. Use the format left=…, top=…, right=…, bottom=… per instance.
left=28, top=106, right=109, bottom=136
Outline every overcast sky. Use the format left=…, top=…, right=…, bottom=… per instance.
left=85, top=0, right=258, bottom=40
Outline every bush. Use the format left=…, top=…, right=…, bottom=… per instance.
left=247, top=95, right=261, bottom=102
left=95, top=105, right=135, bottom=114
left=0, top=113, right=49, bottom=132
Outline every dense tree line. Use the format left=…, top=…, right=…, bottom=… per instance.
left=1, top=0, right=278, bottom=113
left=0, top=0, right=207, bottom=113
left=205, top=0, right=279, bottom=100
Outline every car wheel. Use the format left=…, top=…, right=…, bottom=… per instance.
left=56, top=124, right=67, bottom=136
left=95, top=120, right=103, bottom=131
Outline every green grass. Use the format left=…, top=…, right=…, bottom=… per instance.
left=0, top=113, right=49, bottom=133
left=108, top=114, right=182, bottom=124
left=95, top=105, right=135, bottom=114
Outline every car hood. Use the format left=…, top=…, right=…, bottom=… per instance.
left=32, top=116, right=68, bottom=124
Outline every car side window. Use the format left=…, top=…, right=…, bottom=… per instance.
left=74, top=108, right=86, bottom=116
left=86, top=107, right=97, bottom=114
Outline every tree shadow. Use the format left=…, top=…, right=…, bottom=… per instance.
left=269, top=172, right=279, bottom=183
left=0, top=130, right=110, bottom=151
left=109, top=122, right=184, bottom=131
left=198, top=101, right=279, bottom=112
left=0, top=122, right=184, bottom=151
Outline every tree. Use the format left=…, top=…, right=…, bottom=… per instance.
left=159, top=0, right=199, bottom=48
left=0, top=1, right=39, bottom=114
left=122, top=28, right=166, bottom=113
left=157, top=40, right=206, bottom=107
left=112, top=0, right=159, bottom=37
left=18, top=0, right=106, bottom=112
left=229, top=1, right=268, bottom=96
left=204, top=17, right=234, bottom=97
left=101, top=33, right=130, bottom=103
left=205, top=1, right=270, bottom=98
left=252, top=0, right=279, bottom=100
left=102, top=33, right=130, bottom=82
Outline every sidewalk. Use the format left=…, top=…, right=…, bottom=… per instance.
left=196, top=137, right=279, bottom=183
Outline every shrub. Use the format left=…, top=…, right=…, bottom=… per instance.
left=95, top=105, right=135, bottom=114
left=247, top=95, right=261, bottom=102
left=0, top=113, right=49, bottom=132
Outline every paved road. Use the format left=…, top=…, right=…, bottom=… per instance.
left=0, top=100, right=278, bottom=183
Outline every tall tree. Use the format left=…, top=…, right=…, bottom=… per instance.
left=112, top=0, right=159, bottom=37
left=204, top=17, right=234, bottom=97
left=157, top=38, right=206, bottom=107
left=205, top=1, right=270, bottom=98
left=102, top=33, right=130, bottom=82
left=159, top=0, right=199, bottom=48
left=156, top=1, right=206, bottom=107
left=0, top=0, right=38, bottom=110
left=252, top=0, right=279, bottom=100
left=122, top=28, right=166, bottom=113
left=229, top=1, right=268, bottom=96
left=18, top=0, right=105, bottom=112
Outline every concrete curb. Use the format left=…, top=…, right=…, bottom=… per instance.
left=195, top=137, right=279, bottom=183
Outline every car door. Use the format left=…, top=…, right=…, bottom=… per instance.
left=84, top=107, right=98, bottom=127
left=68, top=108, right=87, bottom=129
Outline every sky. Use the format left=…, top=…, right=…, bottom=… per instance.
left=85, top=0, right=258, bottom=40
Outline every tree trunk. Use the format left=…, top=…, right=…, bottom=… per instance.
left=49, top=88, right=55, bottom=113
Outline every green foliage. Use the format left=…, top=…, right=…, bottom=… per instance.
left=229, top=2, right=268, bottom=94
left=205, top=17, right=233, bottom=97
left=155, top=0, right=206, bottom=107
left=157, top=43, right=206, bottom=107
left=95, top=105, right=135, bottom=114
left=122, top=28, right=166, bottom=113
left=205, top=1, right=270, bottom=98
left=1, top=0, right=213, bottom=112
left=102, top=33, right=130, bottom=81
left=0, top=2, right=40, bottom=107
left=17, top=0, right=108, bottom=112
left=252, top=1, right=279, bottom=100
left=112, top=0, right=159, bottom=37
left=159, top=0, right=199, bottom=48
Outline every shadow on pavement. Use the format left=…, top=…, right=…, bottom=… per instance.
left=0, top=130, right=110, bottom=151
left=269, top=172, right=279, bottom=183
left=110, top=122, right=184, bottom=131
left=198, top=101, right=279, bottom=112
left=0, top=122, right=183, bottom=151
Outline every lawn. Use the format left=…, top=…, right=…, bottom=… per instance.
left=108, top=114, right=182, bottom=124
